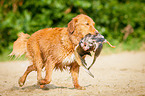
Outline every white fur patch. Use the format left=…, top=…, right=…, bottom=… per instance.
left=62, top=53, right=75, bottom=66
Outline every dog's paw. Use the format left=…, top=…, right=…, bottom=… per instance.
left=40, top=85, right=45, bottom=88
left=18, top=77, right=25, bottom=87
left=75, top=86, right=86, bottom=90
left=39, top=79, right=51, bottom=85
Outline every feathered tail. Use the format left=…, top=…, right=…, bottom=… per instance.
left=9, top=32, right=30, bottom=58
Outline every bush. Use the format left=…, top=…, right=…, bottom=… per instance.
left=0, top=0, right=145, bottom=54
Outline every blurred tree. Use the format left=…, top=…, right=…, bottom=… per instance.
left=0, top=0, right=145, bottom=53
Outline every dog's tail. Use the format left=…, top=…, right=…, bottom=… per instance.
left=9, top=32, right=30, bottom=58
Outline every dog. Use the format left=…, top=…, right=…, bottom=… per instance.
left=10, top=14, right=99, bottom=90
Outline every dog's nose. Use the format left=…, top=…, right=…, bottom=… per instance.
left=90, top=25, right=99, bottom=35
left=95, top=29, right=99, bottom=35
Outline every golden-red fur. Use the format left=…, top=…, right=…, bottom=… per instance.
left=10, top=14, right=98, bottom=90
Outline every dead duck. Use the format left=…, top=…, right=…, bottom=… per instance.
left=74, top=33, right=115, bottom=77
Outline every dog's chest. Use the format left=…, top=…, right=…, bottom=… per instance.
left=62, top=53, right=75, bottom=66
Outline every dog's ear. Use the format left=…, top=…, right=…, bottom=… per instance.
left=68, top=18, right=78, bottom=34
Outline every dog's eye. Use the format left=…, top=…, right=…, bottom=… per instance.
left=86, top=23, right=89, bottom=25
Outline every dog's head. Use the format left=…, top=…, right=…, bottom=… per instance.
left=68, top=14, right=99, bottom=45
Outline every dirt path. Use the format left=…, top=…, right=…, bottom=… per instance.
left=0, top=51, right=145, bottom=96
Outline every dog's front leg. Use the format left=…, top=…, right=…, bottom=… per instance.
left=70, top=63, right=85, bottom=90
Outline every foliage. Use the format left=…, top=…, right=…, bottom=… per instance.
left=0, top=0, right=145, bottom=54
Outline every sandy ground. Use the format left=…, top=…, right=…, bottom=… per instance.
left=0, top=51, right=145, bottom=96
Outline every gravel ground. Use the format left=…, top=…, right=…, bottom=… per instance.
left=0, top=51, right=145, bottom=96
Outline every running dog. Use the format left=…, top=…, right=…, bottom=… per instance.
left=10, top=14, right=99, bottom=90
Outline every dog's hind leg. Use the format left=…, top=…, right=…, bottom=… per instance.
left=39, top=58, right=55, bottom=88
left=33, top=50, right=43, bottom=85
left=70, top=63, right=86, bottom=90
left=18, top=64, right=36, bottom=87
left=27, top=41, right=44, bottom=86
